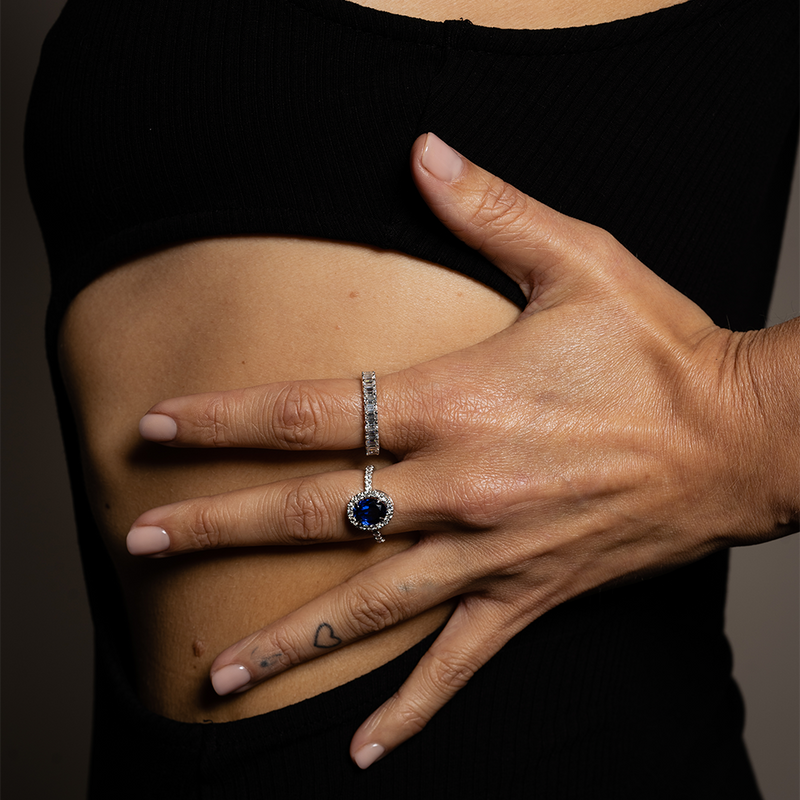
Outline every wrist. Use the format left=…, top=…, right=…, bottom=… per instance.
left=719, top=321, right=800, bottom=539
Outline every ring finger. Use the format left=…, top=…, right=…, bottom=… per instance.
left=125, top=462, right=433, bottom=556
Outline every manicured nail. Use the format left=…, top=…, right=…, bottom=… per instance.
left=353, top=743, right=385, bottom=770
left=421, top=132, right=463, bottom=183
left=139, top=413, right=178, bottom=442
left=126, top=526, right=170, bottom=556
left=211, top=664, right=252, bottom=695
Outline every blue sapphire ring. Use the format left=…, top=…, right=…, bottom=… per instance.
left=346, top=465, right=393, bottom=543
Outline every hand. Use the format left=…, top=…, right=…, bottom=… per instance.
left=128, top=133, right=785, bottom=768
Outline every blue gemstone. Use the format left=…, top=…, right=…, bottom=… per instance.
left=354, top=497, right=387, bottom=526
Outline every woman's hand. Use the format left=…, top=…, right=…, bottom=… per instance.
left=128, top=133, right=798, bottom=768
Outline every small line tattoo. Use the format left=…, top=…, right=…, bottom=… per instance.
left=258, top=652, right=283, bottom=670
left=313, top=622, right=342, bottom=649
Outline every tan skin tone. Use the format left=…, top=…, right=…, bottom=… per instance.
left=60, top=0, right=799, bottom=763
left=356, top=0, right=685, bottom=28
left=126, top=135, right=800, bottom=766
left=61, top=239, right=515, bottom=721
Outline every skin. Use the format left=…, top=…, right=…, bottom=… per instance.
left=129, top=134, right=800, bottom=767
left=60, top=237, right=499, bottom=721
left=57, top=0, right=798, bottom=769
left=355, top=0, right=687, bottom=27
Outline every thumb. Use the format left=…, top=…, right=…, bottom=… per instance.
left=411, top=132, right=598, bottom=305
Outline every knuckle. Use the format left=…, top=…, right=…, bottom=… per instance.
left=425, top=651, right=477, bottom=694
left=185, top=504, right=230, bottom=551
left=393, top=695, right=431, bottom=736
left=270, top=383, right=325, bottom=448
left=280, top=479, right=331, bottom=542
left=384, top=652, right=480, bottom=737
left=266, top=629, right=305, bottom=669
left=583, top=222, right=617, bottom=251
left=579, top=223, right=622, bottom=269
left=345, top=583, right=403, bottom=635
left=470, top=178, right=532, bottom=236
left=197, top=396, right=236, bottom=446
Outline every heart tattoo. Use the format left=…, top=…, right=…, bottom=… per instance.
left=313, top=622, right=342, bottom=649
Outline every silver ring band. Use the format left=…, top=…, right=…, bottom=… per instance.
left=362, top=371, right=380, bottom=456
left=346, top=465, right=393, bottom=543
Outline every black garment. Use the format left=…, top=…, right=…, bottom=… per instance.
left=25, top=0, right=797, bottom=796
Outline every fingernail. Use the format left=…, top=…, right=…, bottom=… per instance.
left=139, top=413, right=178, bottom=442
left=126, top=526, right=170, bottom=556
left=353, top=743, right=385, bottom=770
left=421, top=132, right=463, bottom=183
left=211, top=664, right=251, bottom=695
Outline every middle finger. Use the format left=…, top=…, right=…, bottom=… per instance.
left=138, top=374, right=419, bottom=453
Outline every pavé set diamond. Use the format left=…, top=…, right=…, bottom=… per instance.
left=346, top=373, right=393, bottom=543
left=362, top=371, right=380, bottom=456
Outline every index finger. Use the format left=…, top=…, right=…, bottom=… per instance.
left=138, top=375, right=409, bottom=452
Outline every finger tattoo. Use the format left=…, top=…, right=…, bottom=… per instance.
left=255, top=651, right=284, bottom=670
left=313, top=622, right=342, bottom=649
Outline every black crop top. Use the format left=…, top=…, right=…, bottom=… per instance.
left=24, top=0, right=798, bottom=796
left=27, top=0, right=798, bottom=331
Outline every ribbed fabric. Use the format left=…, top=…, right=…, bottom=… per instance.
left=26, top=0, right=798, bottom=330
left=24, top=0, right=797, bottom=796
left=88, top=554, right=758, bottom=798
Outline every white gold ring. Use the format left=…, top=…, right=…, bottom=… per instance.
left=346, top=466, right=393, bottom=543
left=362, top=371, right=380, bottom=456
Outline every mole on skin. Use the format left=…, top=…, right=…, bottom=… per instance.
left=192, top=640, right=206, bottom=658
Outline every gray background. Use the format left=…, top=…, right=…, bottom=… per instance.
left=2, top=1, right=798, bottom=797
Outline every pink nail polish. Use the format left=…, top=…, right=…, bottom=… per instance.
left=421, top=133, right=463, bottom=183
left=211, top=664, right=251, bottom=695
left=126, top=526, right=170, bottom=556
left=139, top=413, right=178, bottom=442
left=353, top=743, right=385, bottom=770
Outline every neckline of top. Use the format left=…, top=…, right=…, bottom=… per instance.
left=285, top=0, right=750, bottom=53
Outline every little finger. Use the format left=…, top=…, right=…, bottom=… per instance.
left=349, top=597, right=525, bottom=768
left=208, top=543, right=464, bottom=695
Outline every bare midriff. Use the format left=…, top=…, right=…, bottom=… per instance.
left=58, top=0, right=688, bottom=724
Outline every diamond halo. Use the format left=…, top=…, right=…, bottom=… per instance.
left=346, top=466, right=393, bottom=542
